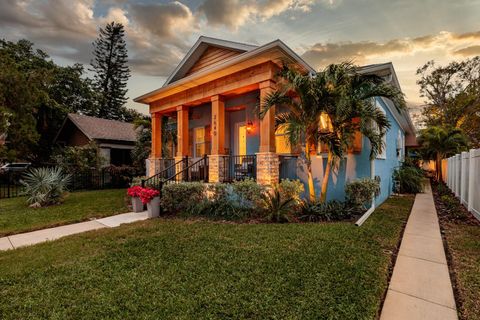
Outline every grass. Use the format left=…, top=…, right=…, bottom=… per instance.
left=443, top=222, right=480, bottom=320
left=0, top=189, right=129, bottom=237
left=0, top=195, right=413, bottom=319
left=432, top=182, right=480, bottom=320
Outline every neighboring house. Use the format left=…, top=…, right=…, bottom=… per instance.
left=134, top=36, right=416, bottom=206
left=54, top=113, right=136, bottom=166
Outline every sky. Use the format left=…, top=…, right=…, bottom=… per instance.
left=1, top=0, right=480, bottom=116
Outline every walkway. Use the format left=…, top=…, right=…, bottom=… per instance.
left=380, top=183, right=458, bottom=320
left=0, top=211, right=149, bottom=251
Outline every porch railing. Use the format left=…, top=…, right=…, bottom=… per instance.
left=222, top=155, right=256, bottom=182
left=279, top=155, right=298, bottom=181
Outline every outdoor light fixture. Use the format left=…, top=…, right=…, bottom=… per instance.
left=246, top=121, right=254, bottom=133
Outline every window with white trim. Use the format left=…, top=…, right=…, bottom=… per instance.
left=375, top=102, right=387, bottom=159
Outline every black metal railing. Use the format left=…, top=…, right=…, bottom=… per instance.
left=142, top=157, right=184, bottom=190
left=222, top=155, right=256, bottom=182
left=0, top=171, right=24, bottom=199
left=279, top=155, right=298, bottom=181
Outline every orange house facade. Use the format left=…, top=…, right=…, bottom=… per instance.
left=135, top=36, right=416, bottom=204
left=135, top=36, right=316, bottom=185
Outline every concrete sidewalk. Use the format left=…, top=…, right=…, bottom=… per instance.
left=380, top=183, right=458, bottom=320
left=0, top=211, right=149, bottom=251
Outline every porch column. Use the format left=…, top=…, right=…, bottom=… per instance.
left=209, top=95, right=226, bottom=183
left=256, top=80, right=279, bottom=185
left=175, top=105, right=189, bottom=179
left=176, top=105, right=189, bottom=157
left=147, top=112, right=162, bottom=177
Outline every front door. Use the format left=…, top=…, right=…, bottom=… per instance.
left=235, top=123, right=247, bottom=156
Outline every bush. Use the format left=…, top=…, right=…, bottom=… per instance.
left=52, top=142, right=104, bottom=173
left=231, top=178, right=265, bottom=207
left=393, top=165, right=424, bottom=194
left=20, top=167, right=71, bottom=207
left=278, top=179, right=304, bottom=204
left=345, top=178, right=380, bottom=210
left=193, top=184, right=256, bottom=220
left=160, top=182, right=206, bottom=213
left=298, top=200, right=354, bottom=222
left=130, top=176, right=146, bottom=187
left=261, top=188, right=294, bottom=223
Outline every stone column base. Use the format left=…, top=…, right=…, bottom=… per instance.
left=147, top=157, right=161, bottom=177
left=208, top=155, right=226, bottom=183
left=256, top=152, right=279, bottom=186
left=174, top=156, right=185, bottom=181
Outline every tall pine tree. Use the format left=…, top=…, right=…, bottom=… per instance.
left=91, top=22, right=130, bottom=120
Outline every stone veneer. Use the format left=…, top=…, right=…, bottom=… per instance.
left=147, top=157, right=160, bottom=177
left=256, top=152, right=279, bottom=185
left=208, top=155, right=227, bottom=183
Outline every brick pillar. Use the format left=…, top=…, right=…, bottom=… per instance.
left=256, top=152, right=279, bottom=186
left=256, top=80, right=279, bottom=185
left=208, top=155, right=226, bottom=183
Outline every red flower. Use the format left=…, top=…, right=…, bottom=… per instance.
left=127, top=186, right=143, bottom=198
left=139, top=188, right=160, bottom=204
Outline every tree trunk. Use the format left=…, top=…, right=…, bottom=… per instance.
left=436, top=153, right=442, bottom=182
left=320, top=152, right=333, bottom=203
left=305, top=143, right=316, bottom=202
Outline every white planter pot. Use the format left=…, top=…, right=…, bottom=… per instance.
left=131, top=197, right=143, bottom=212
left=147, top=196, right=160, bottom=218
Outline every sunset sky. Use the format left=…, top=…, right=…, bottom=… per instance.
left=1, top=0, right=480, bottom=114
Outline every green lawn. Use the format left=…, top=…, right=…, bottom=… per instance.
left=0, top=195, right=413, bottom=319
left=0, top=189, right=129, bottom=237
left=443, top=222, right=480, bottom=320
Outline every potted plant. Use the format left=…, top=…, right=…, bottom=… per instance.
left=127, top=186, right=144, bottom=212
left=140, top=188, right=161, bottom=218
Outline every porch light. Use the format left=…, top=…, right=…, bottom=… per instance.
left=246, top=121, right=254, bottom=133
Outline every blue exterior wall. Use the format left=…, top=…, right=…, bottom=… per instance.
left=296, top=97, right=405, bottom=206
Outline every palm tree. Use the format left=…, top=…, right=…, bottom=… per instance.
left=261, top=62, right=405, bottom=202
left=418, top=126, right=468, bottom=181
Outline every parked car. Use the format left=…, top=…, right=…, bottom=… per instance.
left=0, top=163, right=31, bottom=173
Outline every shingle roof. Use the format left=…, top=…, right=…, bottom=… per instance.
left=67, top=113, right=136, bottom=142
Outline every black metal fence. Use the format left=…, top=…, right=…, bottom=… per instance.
left=0, top=167, right=138, bottom=199
left=279, top=155, right=298, bottom=181
left=222, top=155, right=256, bottom=182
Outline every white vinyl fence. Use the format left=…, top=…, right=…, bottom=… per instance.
left=446, top=148, right=480, bottom=221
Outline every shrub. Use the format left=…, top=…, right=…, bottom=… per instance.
left=261, top=188, right=294, bottom=223
left=345, top=178, right=380, bottom=210
left=20, top=167, right=71, bottom=207
left=278, top=179, right=304, bottom=204
left=52, top=141, right=104, bottom=173
left=160, top=182, right=206, bottom=213
left=193, top=184, right=256, bottom=220
left=298, top=200, right=354, bottom=222
left=231, top=178, right=265, bottom=207
left=393, top=165, right=424, bottom=194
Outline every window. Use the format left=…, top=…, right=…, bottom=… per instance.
left=275, top=126, right=292, bottom=154
left=194, top=127, right=207, bottom=157
left=375, top=102, right=387, bottom=159
left=317, top=113, right=332, bottom=154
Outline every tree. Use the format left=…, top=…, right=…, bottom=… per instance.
left=91, top=22, right=131, bottom=120
left=0, top=39, right=98, bottom=162
left=261, top=62, right=405, bottom=202
left=417, top=58, right=480, bottom=146
left=417, top=126, right=468, bottom=181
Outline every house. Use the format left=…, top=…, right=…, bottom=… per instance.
left=134, top=36, right=416, bottom=205
left=54, top=113, right=137, bottom=166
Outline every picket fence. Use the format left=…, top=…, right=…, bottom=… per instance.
left=444, top=148, right=480, bottom=221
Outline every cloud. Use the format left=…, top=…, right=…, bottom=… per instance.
left=302, top=30, right=480, bottom=69
left=198, top=0, right=317, bottom=30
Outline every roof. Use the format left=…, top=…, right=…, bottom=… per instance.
left=134, top=36, right=316, bottom=104
left=58, top=114, right=137, bottom=143
left=358, top=62, right=417, bottom=146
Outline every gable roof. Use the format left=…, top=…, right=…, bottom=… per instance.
left=358, top=62, right=417, bottom=145
left=135, top=37, right=316, bottom=104
left=57, top=114, right=137, bottom=143
left=164, top=36, right=259, bottom=85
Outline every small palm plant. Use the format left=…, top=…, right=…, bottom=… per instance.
left=21, top=167, right=71, bottom=207
left=261, top=188, right=294, bottom=223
